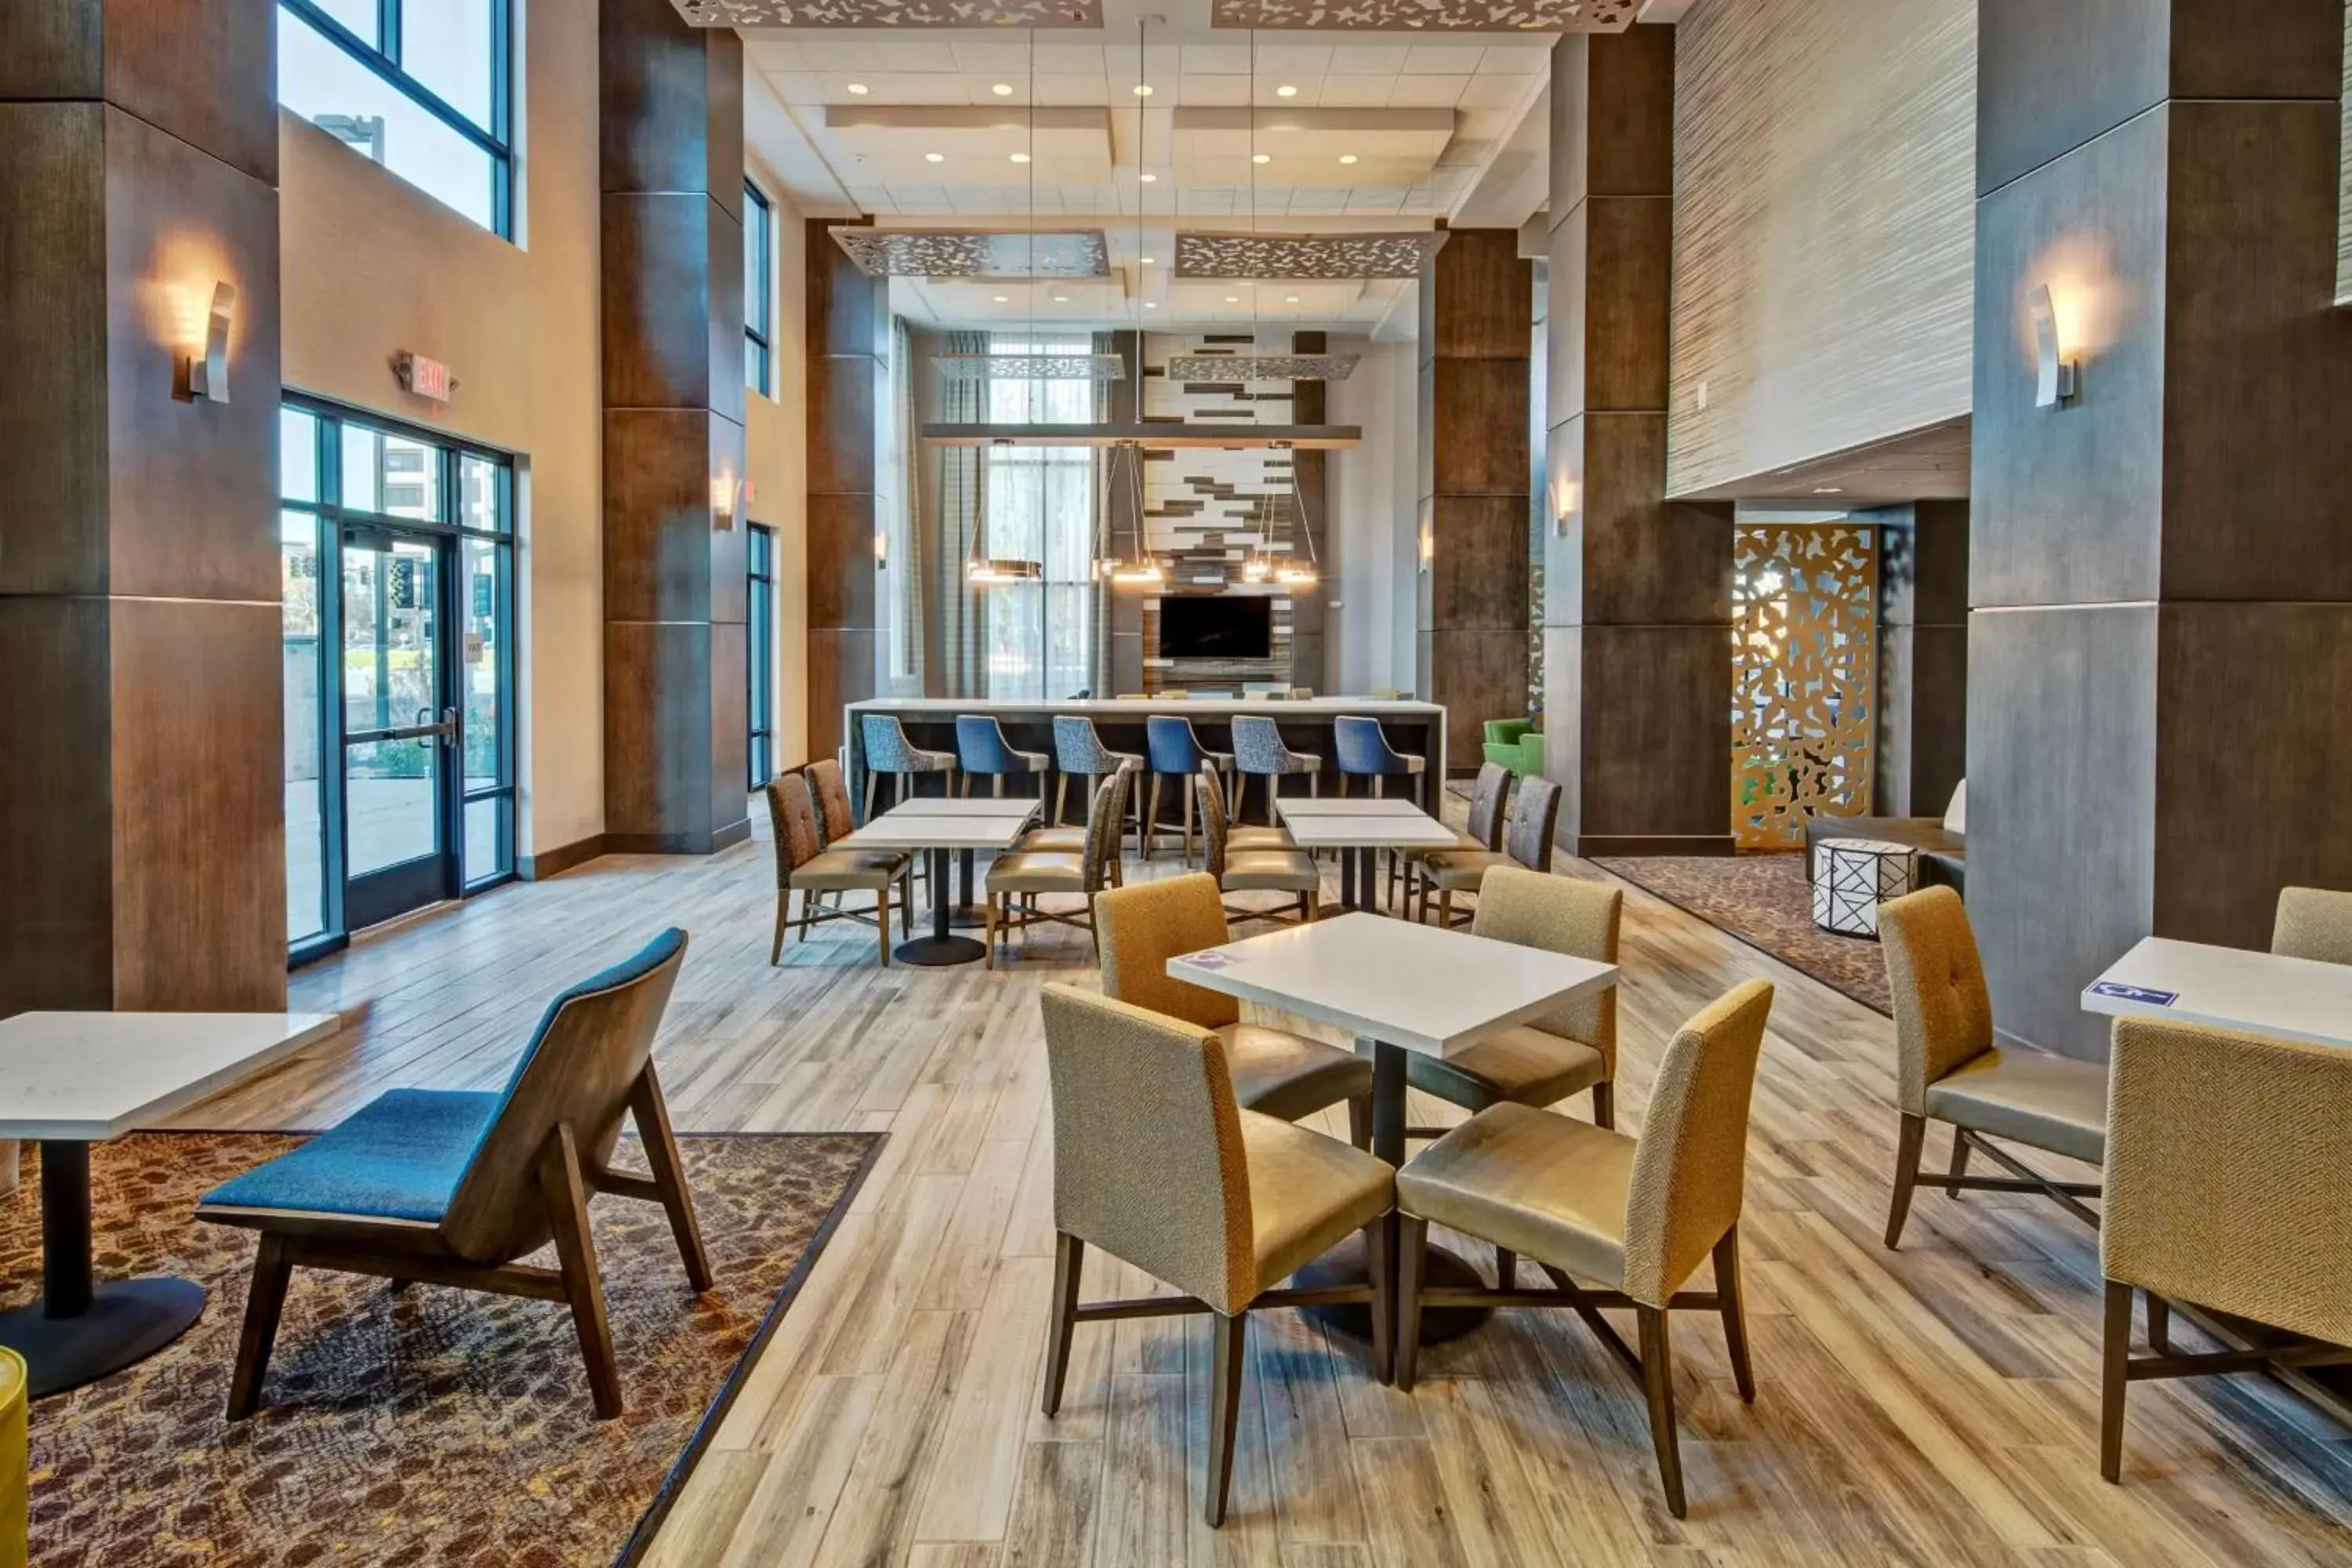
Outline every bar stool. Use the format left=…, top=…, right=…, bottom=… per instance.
left=1229, top=713, right=1320, bottom=826
left=1143, top=715, right=1234, bottom=865
left=859, top=713, right=957, bottom=821
left=956, top=715, right=1049, bottom=798
left=1051, top=715, right=1145, bottom=840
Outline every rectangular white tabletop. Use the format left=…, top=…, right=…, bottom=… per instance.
left=881, top=797, right=1043, bottom=819
left=0, top=1011, right=343, bottom=1140
left=1280, top=815, right=1461, bottom=851
left=840, top=807, right=1036, bottom=850
left=1168, top=912, right=1617, bottom=1054
left=2082, top=937, right=2352, bottom=1049
left=1276, top=797, right=1428, bottom=819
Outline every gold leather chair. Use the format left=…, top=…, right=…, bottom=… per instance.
left=1878, top=887, right=2107, bottom=1247
left=2273, top=885, right=2352, bottom=964
left=811, top=754, right=924, bottom=896
left=1036, top=985, right=1396, bottom=1526
left=1197, top=757, right=1320, bottom=925
left=1203, top=759, right=1293, bottom=853
left=0, top=1348, right=21, bottom=1568
left=2099, top=1016, right=2352, bottom=1483
left=1399, top=760, right=1510, bottom=921
left=1416, top=775, right=1563, bottom=928
left=1392, top=979, right=1776, bottom=1518
left=768, top=773, right=913, bottom=966
left=984, top=770, right=1128, bottom=967
left=1097, top=873, right=1374, bottom=1147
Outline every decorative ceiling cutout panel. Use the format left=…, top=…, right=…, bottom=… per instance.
left=673, top=0, right=1098, bottom=26
left=934, top=354, right=1127, bottom=381
left=1166, top=355, right=1359, bottom=382
left=1208, top=0, right=1633, bottom=28
left=831, top=228, right=1111, bottom=279
left=1174, top=230, right=1446, bottom=281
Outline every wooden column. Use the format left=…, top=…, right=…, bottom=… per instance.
left=1971, top=0, right=2352, bottom=1058
left=1289, top=330, right=1330, bottom=692
left=1862, top=500, right=1968, bottom=818
left=1417, top=229, right=1533, bottom=775
left=1543, top=26, right=1734, bottom=856
left=805, top=216, right=885, bottom=763
left=0, top=2, right=286, bottom=1016
left=1104, top=330, right=1147, bottom=698
left=599, top=0, right=748, bottom=854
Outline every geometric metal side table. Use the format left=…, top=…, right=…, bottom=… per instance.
left=1810, top=838, right=1919, bottom=938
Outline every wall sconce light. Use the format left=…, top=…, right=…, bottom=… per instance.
left=1418, top=520, right=1435, bottom=573
left=1551, top=474, right=1580, bottom=537
left=710, top=474, right=740, bottom=531
left=874, top=528, right=889, bottom=568
left=2029, top=283, right=2080, bottom=408
left=186, top=281, right=238, bottom=402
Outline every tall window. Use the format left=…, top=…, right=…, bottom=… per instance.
left=747, top=524, right=777, bottom=789
left=278, top=0, right=513, bottom=237
left=982, top=339, right=1097, bottom=699
left=745, top=182, right=775, bottom=397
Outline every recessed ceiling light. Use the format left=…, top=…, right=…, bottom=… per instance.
left=1132, top=84, right=1153, bottom=96
left=1052, top=295, right=1069, bottom=303
left=846, top=82, right=869, bottom=95
left=1144, top=301, right=1157, bottom=309
left=1252, top=154, right=1271, bottom=165
left=1276, top=84, right=1298, bottom=97
left=1338, top=154, right=1358, bottom=165
left=993, top=295, right=1009, bottom=303
left=1225, top=295, right=1240, bottom=303
left=1813, top=486, right=1845, bottom=495
left=1285, top=295, right=1299, bottom=303
left=924, top=151, right=944, bottom=162
left=1009, top=152, right=1030, bottom=164
left=1139, top=172, right=1157, bottom=183
left=992, top=83, right=1013, bottom=96
left=1140, top=256, right=1156, bottom=265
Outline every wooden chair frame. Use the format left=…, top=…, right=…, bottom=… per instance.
left=2100, top=1281, right=2352, bottom=1483
left=1884, top=1114, right=2101, bottom=1248
left=772, top=877, right=909, bottom=967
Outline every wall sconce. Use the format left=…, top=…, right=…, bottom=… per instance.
left=1418, top=520, right=1435, bottom=573
left=1551, top=474, right=1580, bottom=537
left=874, top=528, right=889, bottom=568
left=186, top=281, right=237, bottom=402
left=2029, top=283, right=2080, bottom=408
left=710, top=474, right=740, bottom=531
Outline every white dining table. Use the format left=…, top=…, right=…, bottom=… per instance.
left=2082, top=936, right=2352, bottom=1048
left=1276, top=800, right=1462, bottom=913
left=0, top=1009, right=342, bottom=1398
left=838, top=800, right=1041, bottom=964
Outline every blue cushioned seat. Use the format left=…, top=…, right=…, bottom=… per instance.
left=203, top=1088, right=500, bottom=1222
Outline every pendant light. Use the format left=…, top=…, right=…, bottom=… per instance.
left=1236, top=34, right=1276, bottom=590
left=967, top=31, right=1047, bottom=588
left=1105, top=16, right=1164, bottom=590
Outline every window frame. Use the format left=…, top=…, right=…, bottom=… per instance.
left=747, top=523, right=777, bottom=790
left=745, top=180, right=775, bottom=397
left=279, top=0, right=516, bottom=238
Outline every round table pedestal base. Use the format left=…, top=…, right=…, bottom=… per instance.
left=1295, top=1232, right=1490, bottom=1346
left=941, top=905, right=988, bottom=931
left=896, top=934, right=988, bottom=967
left=0, top=1276, right=207, bottom=1399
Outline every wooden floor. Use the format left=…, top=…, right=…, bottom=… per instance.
left=183, top=810, right=2352, bottom=1567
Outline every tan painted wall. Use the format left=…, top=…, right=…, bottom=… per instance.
left=278, top=0, right=604, bottom=855
left=1666, top=0, right=1976, bottom=498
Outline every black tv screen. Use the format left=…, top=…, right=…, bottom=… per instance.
left=1160, top=595, right=1272, bottom=659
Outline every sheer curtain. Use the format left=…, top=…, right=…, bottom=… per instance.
left=981, top=337, right=1098, bottom=699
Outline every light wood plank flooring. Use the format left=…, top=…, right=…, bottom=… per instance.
left=182, top=813, right=2352, bottom=1566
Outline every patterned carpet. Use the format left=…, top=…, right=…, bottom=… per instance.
left=1592, top=851, right=1893, bottom=1015
left=11, top=1131, right=882, bottom=1567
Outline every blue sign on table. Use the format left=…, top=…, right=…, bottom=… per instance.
left=1183, top=952, right=1239, bottom=971
left=2087, top=980, right=2180, bottom=1007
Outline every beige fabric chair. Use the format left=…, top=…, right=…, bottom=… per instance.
left=2273, top=886, right=2352, bottom=965
left=1416, top=775, right=1563, bottom=928
left=984, top=769, right=1129, bottom=967
left=1399, top=760, right=1511, bottom=921
left=2099, top=1016, right=2352, bottom=1482
left=1878, top=886, right=2107, bottom=1248
left=1393, top=979, right=1777, bottom=1518
left=1037, top=985, right=1395, bottom=1526
left=1198, top=757, right=1320, bottom=925
left=767, top=773, right=911, bottom=967
left=1204, top=760, right=1294, bottom=853
left=810, top=754, right=923, bottom=895
left=1097, top=873, right=1373, bottom=1145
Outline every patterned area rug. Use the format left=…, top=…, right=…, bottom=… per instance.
left=12, top=1131, right=881, bottom=1567
left=1593, top=852, right=1893, bottom=1015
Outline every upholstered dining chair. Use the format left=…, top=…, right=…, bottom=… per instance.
left=1036, top=985, right=1395, bottom=1526
left=810, top=754, right=924, bottom=898
left=1097, top=873, right=1374, bottom=1147
left=956, top=715, right=1050, bottom=798
left=1202, top=759, right=1293, bottom=853
left=198, top=928, right=711, bottom=1421
left=859, top=713, right=956, bottom=821
left=1332, top=714, right=1426, bottom=808
left=1415, top=775, right=1563, bottom=929
left=984, top=769, right=1129, bottom=967
left=2273, top=885, right=2352, bottom=965
left=1392, top=979, right=1776, bottom=1518
left=1142, top=714, right=1235, bottom=864
left=1051, top=715, right=1145, bottom=840
left=2097, top=1014, right=2352, bottom=1482
left=1399, top=760, right=1510, bottom=922
left=767, top=773, right=912, bottom=966
left=1878, top=886, right=2107, bottom=1247
left=1229, top=714, right=1320, bottom=826
left=1198, top=755, right=1321, bottom=926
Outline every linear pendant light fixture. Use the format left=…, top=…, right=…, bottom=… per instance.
left=967, top=28, right=1047, bottom=588
left=1098, top=16, right=1164, bottom=590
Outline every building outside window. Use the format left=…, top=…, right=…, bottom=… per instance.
left=982, top=339, right=1096, bottom=700
left=747, top=524, right=777, bottom=790
left=745, top=181, right=775, bottom=397
left=277, top=0, right=514, bottom=238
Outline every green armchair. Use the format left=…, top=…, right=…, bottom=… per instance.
left=1481, top=719, right=1543, bottom=779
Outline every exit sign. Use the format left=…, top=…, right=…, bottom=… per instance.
left=395, top=351, right=454, bottom=404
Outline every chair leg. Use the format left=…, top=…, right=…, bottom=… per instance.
left=877, top=882, right=892, bottom=967
left=1715, top=1225, right=1755, bottom=1403
left=771, top=890, right=789, bottom=966
left=1394, top=1214, right=1428, bottom=1392
left=540, top=1123, right=624, bottom=1419
left=226, top=1232, right=295, bottom=1421
left=1592, top=1080, right=1616, bottom=1131
left=1364, top=1216, right=1394, bottom=1386
left=1183, top=775, right=1198, bottom=866
left=1042, top=1232, right=1083, bottom=1417
left=1946, top=1130, right=1973, bottom=1198
left=630, top=1065, right=713, bottom=1291
left=1054, top=772, right=1069, bottom=826
left=1636, top=1305, right=1686, bottom=1519
left=1439, top=889, right=1454, bottom=929
left=1205, top=1309, right=1248, bottom=1526
left=1305, top=888, right=1320, bottom=923
left=1886, top=1112, right=1927, bottom=1249
left=1145, top=775, right=1161, bottom=862
left=2100, top=1279, right=2133, bottom=1483
left=2147, top=1291, right=2171, bottom=1355
left=1308, top=771, right=1319, bottom=798
left=863, top=771, right=878, bottom=824
left=984, top=894, right=998, bottom=970
left=1494, top=1248, right=1516, bottom=1291
left=1346, top=1094, right=1370, bottom=1151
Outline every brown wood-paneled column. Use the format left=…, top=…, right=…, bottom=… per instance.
left=1103, top=330, right=1146, bottom=698
left=1417, top=229, right=1532, bottom=774
left=1542, top=25, right=1733, bottom=856
left=1862, top=500, right=1968, bottom=818
left=1289, top=330, right=1330, bottom=691
left=0, top=2, right=285, bottom=1016
left=1971, top=0, right=2352, bottom=1058
left=806, top=217, right=884, bottom=764
left=600, top=0, right=747, bottom=854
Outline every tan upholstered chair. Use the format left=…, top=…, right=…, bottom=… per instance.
left=768, top=773, right=913, bottom=967
left=1036, top=985, right=1395, bottom=1526
left=984, top=769, right=1128, bottom=967
left=1399, top=760, right=1510, bottom=921
left=1097, top=873, right=1374, bottom=1146
left=1205, top=759, right=1294, bottom=853
left=1878, top=886, right=2107, bottom=1247
left=1416, top=775, right=1563, bottom=929
left=2273, top=885, right=2352, bottom=965
left=1393, top=980, right=1776, bottom=1518
left=2098, top=1016, right=2352, bottom=1482
left=811, top=755, right=923, bottom=896
left=1198, top=757, right=1320, bottom=925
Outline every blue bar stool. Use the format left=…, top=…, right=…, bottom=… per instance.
left=1334, top=715, right=1427, bottom=808
left=956, top=715, right=1049, bottom=798
left=1143, top=715, right=1234, bottom=864
left=1052, top=715, right=1145, bottom=848
left=1230, top=713, right=1320, bottom=826
left=859, top=713, right=957, bottom=822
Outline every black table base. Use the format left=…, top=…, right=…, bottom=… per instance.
left=1334, top=845, right=1384, bottom=915
left=900, top=846, right=987, bottom=965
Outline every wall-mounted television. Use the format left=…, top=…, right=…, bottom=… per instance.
left=1160, top=595, right=1272, bottom=659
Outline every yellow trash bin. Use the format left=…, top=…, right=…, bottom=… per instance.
left=0, top=1346, right=23, bottom=1568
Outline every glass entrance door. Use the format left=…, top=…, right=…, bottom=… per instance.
left=340, top=527, right=459, bottom=929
